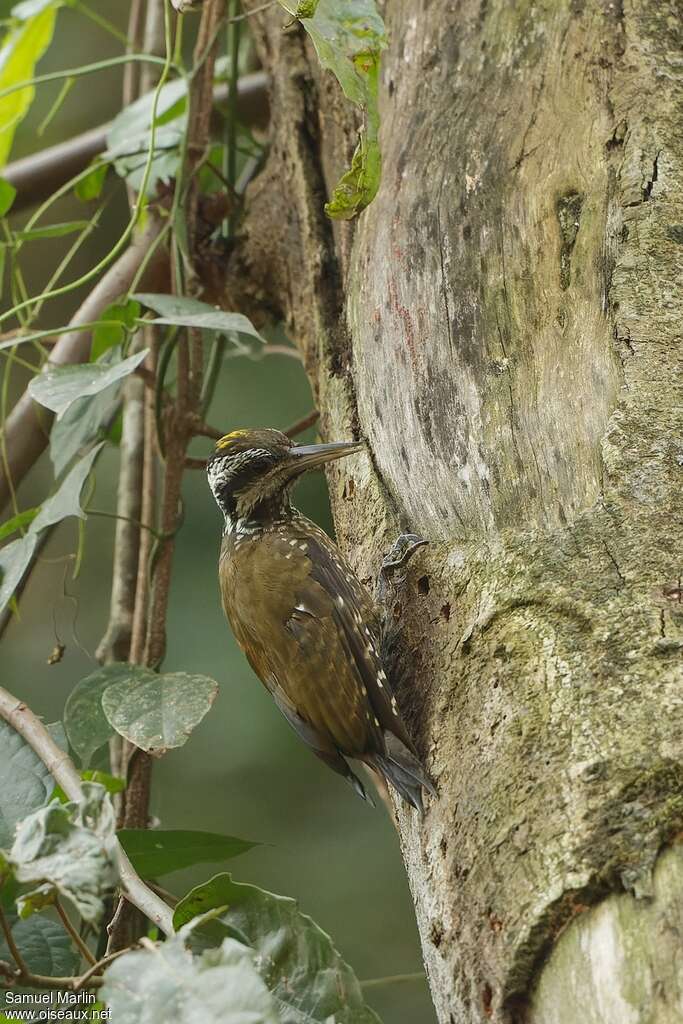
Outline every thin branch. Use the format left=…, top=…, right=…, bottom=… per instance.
left=0, top=686, right=174, bottom=937
left=55, top=900, right=97, bottom=967
left=0, top=904, right=30, bottom=977
left=130, top=335, right=159, bottom=664
left=284, top=408, right=320, bottom=438
left=3, top=73, right=269, bottom=212
left=184, top=410, right=321, bottom=470
left=263, top=343, right=304, bottom=360
left=0, top=967, right=103, bottom=992
left=95, top=376, right=145, bottom=665
left=190, top=418, right=222, bottom=439
left=73, top=947, right=129, bottom=991
left=122, top=0, right=145, bottom=108
left=360, top=971, right=426, bottom=990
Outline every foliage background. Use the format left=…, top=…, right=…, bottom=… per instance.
left=0, top=2, right=433, bottom=1020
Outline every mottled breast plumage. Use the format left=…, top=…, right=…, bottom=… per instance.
left=208, top=427, right=434, bottom=810
left=219, top=514, right=410, bottom=760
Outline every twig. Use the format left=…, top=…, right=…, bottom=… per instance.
left=122, top=0, right=145, bottom=108
left=185, top=455, right=209, bottom=470
left=0, top=904, right=30, bottom=977
left=130, top=334, right=159, bottom=665
left=190, top=418, right=222, bottom=439
left=284, top=408, right=320, bottom=437
left=73, top=947, right=130, bottom=991
left=55, top=900, right=97, bottom=967
left=0, top=967, right=103, bottom=992
left=0, top=215, right=168, bottom=514
left=95, top=376, right=145, bottom=665
left=227, top=0, right=276, bottom=21
left=263, top=343, right=304, bottom=360
left=0, top=686, right=174, bottom=937
left=184, top=410, right=322, bottom=469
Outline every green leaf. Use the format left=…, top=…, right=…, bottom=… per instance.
left=51, top=770, right=126, bottom=804
left=0, top=446, right=103, bottom=614
left=0, top=175, right=16, bottom=215
left=117, top=829, right=258, bottom=879
left=91, top=300, right=141, bottom=360
left=278, top=0, right=385, bottom=219
left=0, top=1, right=58, bottom=167
left=74, top=160, right=108, bottom=202
left=324, top=109, right=381, bottom=220
left=49, top=346, right=129, bottom=475
left=14, top=219, right=90, bottom=241
left=8, top=783, right=119, bottom=923
left=134, top=294, right=264, bottom=354
left=295, top=0, right=319, bottom=15
left=31, top=441, right=103, bottom=531
left=101, top=668, right=219, bottom=755
left=0, top=915, right=78, bottom=987
left=0, top=530, right=38, bottom=614
left=101, top=930, right=279, bottom=1024
left=0, top=719, right=57, bottom=848
left=28, top=348, right=148, bottom=419
left=0, top=505, right=38, bottom=541
left=65, top=664, right=220, bottom=765
left=174, top=874, right=382, bottom=1024
left=63, top=663, right=135, bottom=768
left=49, top=382, right=120, bottom=477
left=83, top=770, right=126, bottom=793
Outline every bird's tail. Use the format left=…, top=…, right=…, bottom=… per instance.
left=371, top=733, right=436, bottom=815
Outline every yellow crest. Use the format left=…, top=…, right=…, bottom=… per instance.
left=216, top=429, right=249, bottom=450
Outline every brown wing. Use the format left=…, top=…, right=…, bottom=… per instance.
left=218, top=516, right=412, bottom=760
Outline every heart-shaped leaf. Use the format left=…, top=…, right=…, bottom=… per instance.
left=63, top=663, right=134, bottom=767
left=101, top=669, right=219, bottom=755
left=174, top=874, right=382, bottom=1024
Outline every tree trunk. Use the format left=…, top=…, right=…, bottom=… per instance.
left=233, top=1, right=683, bottom=1020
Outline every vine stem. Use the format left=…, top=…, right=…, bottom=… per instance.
left=55, top=900, right=97, bottom=967
left=0, top=54, right=176, bottom=105
left=0, top=686, right=174, bottom=937
left=360, top=971, right=426, bottom=989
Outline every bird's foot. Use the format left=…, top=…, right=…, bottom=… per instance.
left=378, top=533, right=428, bottom=605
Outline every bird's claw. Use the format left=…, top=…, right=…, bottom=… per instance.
left=378, top=533, right=428, bottom=606
left=380, top=533, right=429, bottom=577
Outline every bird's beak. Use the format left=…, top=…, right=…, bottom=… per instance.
left=288, top=439, right=364, bottom=473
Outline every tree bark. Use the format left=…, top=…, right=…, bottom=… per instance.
left=232, top=1, right=683, bottom=1020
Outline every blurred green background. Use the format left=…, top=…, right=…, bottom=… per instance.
left=0, top=3, right=435, bottom=1021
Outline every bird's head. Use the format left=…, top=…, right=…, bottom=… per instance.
left=206, top=427, right=363, bottom=530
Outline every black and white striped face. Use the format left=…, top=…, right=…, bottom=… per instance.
left=206, top=428, right=294, bottom=530
left=206, top=427, right=364, bottom=532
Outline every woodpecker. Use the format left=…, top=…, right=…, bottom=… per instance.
left=206, top=427, right=435, bottom=812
